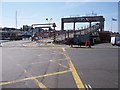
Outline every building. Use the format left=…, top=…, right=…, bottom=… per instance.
left=0, top=27, right=23, bottom=40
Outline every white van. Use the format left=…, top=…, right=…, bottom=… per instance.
left=111, top=36, right=120, bottom=46
left=111, top=37, right=116, bottom=46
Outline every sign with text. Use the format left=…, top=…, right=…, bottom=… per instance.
left=62, top=16, right=105, bottom=23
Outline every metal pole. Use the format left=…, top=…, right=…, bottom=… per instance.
left=53, top=27, right=56, bottom=42
left=68, top=30, right=69, bottom=39
left=110, top=18, right=113, bottom=36
left=16, top=11, right=17, bottom=29
left=73, top=22, right=75, bottom=36
left=65, top=30, right=66, bottom=39
left=52, top=23, right=56, bottom=43
left=111, top=19, right=113, bottom=33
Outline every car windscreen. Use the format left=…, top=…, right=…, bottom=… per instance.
left=116, top=37, right=120, bottom=41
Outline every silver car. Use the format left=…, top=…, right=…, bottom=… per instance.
left=116, top=37, right=120, bottom=46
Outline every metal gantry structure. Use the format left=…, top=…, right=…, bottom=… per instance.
left=53, top=16, right=105, bottom=41
left=61, top=16, right=105, bottom=33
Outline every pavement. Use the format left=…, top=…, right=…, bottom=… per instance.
left=0, top=40, right=119, bottom=89
left=1, top=40, right=120, bottom=49
left=1, top=40, right=54, bottom=47
left=66, top=47, right=118, bottom=89
left=1, top=47, right=81, bottom=89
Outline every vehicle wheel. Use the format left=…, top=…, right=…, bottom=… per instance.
left=112, top=44, right=115, bottom=46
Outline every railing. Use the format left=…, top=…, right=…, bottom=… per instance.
left=55, top=23, right=101, bottom=41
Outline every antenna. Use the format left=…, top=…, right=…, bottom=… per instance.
left=86, top=11, right=97, bottom=16
left=91, top=11, right=97, bottom=16
left=15, top=11, right=17, bottom=29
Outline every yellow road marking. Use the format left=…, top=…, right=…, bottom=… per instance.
left=34, top=79, right=49, bottom=90
left=17, top=64, right=47, bottom=89
left=49, top=58, right=67, bottom=62
left=0, top=70, right=70, bottom=86
left=3, top=47, right=84, bottom=89
left=62, top=48, right=85, bottom=90
left=24, top=70, right=47, bottom=89
left=29, top=58, right=68, bottom=65
left=62, top=48, right=66, bottom=52
left=37, top=52, right=63, bottom=56
left=50, top=60, right=69, bottom=69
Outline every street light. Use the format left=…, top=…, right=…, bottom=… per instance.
left=46, top=18, right=53, bottom=30
left=46, top=18, right=53, bottom=24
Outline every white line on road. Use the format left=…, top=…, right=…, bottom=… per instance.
left=85, top=84, right=89, bottom=90
left=88, top=84, right=92, bottom=90
left=85, top=84, right=92, bottom=90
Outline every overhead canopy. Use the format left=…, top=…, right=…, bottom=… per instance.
left=32, top=23, right=56, bottom=27
left=62, top=16, right=105, bottom=23
left=61, top=16, right=105, bottom=31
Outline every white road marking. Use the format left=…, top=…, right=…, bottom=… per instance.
left=85, top=84, right=89, bottom=90
left=88, top=84, right=92, bottom=90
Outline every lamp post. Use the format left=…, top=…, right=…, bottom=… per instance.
left=46, top=18, right=53, bottom=30
left=46, top=18, right=53, bottom=39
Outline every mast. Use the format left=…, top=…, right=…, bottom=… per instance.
left=15, top=11, right=17, bottom=29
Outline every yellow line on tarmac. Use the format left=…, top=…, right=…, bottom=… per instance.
left=17, top=64, right=47, bottom=89
left=34, top=79, right=49, bottom=90
left=0, top=70, right=70, bottom=86
left=50, top=60, right=69, bottom=69
left=50, top=58, right=68, bottom=62
left=62, top=48, right=85, bottom=90
left=24, top=70, right=47, bottom=89
left=29, top=58, right=67, bottom=65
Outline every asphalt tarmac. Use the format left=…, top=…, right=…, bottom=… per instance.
left=0, top=42, right=119, bottom=89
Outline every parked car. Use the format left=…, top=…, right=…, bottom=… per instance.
left=111, top=36, right=120, bottom=46
left=116, top=37, right=120, bottom=46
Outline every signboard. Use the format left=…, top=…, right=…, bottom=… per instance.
left=62, top=16, right=105, bottom=23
